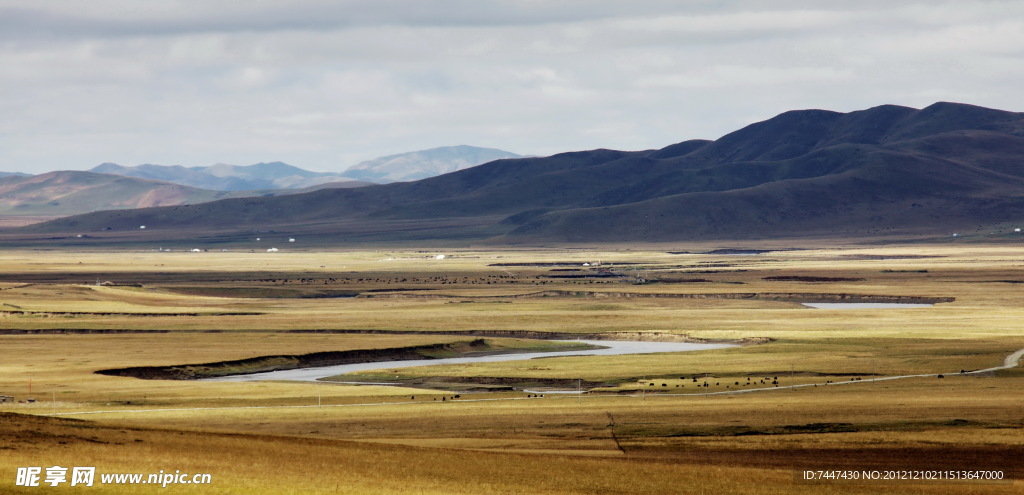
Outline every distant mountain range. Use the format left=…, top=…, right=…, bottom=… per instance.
left=82, top=145, right=521, bottom=190
left=342, top=145, right=523, bottom=183
left=89, top=162, right=355, bottom=191
left=0, top=145, right=517, bottom=221
left=8, top=102, right=1024, bottom=245
left=0, top=170, right=376, bottom=219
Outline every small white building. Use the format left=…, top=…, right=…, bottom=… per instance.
left=267, top=247, right=279, bottom=253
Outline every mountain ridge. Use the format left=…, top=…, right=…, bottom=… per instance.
left=341, top=145, right=524, bottom=183
left=10, top=102, right=1024, bottom=245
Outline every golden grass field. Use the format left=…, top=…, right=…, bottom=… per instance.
left=2, top=243, right=1023, bottom=493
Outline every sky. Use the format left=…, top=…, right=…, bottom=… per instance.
left=2, top=0, right=1023, bottom=174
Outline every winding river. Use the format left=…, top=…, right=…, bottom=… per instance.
left=205, top=340, right=736, bottom=383
left=801, top=302, right=934, bottom=309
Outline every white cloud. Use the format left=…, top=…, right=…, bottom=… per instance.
left=1, top=1, right=1023, bottom=173
left=637, top=65, right=854, bottom=89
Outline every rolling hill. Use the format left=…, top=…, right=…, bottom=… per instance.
left=0, top=171, right=254, bottom=217
left=9, top=102, right=1024, bottom=245
left=0, top=171, right=374, bottom=223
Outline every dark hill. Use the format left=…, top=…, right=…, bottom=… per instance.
left=9, top=102, right=1024, bottom=245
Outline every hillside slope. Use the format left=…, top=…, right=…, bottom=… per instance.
left=90, top=162, right=360, bottom=191
left=0, top=171, right=254, bottom=217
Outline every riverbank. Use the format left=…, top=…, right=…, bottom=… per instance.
left=205, top=339, right=739, bottom=384
left=95, top=338, right=601, bottom=380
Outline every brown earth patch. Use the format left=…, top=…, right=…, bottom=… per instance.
left=763, top=276, right=866, bottom=282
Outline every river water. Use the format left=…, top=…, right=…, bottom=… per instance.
left=801, top=303, right=934, bottom=309
left=205, top=340, right=736, bottom=383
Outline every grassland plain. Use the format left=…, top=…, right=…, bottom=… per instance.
left=1, top=244, right=1023, bottom=493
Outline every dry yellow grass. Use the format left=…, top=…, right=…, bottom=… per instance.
left=2, top=244, right=1023, bottom=493
left=3, top=411, right=1020, bottom=494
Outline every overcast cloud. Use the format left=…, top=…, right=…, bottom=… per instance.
left=2, top=0, right=1023, bottom=173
